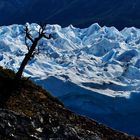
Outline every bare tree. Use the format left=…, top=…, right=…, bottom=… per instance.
left=15, top=24, right=51, bottom=79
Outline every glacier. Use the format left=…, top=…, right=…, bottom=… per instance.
left=0, top=23, right=140, bottom=136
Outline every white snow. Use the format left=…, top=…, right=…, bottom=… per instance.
left=0, top=23, right=140, bottom=136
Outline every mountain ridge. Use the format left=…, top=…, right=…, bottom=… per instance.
left=0, top=67, right=138, bottom=140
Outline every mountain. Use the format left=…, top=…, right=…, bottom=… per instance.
left=1, top=0, right=140, bottom=29
left=1, top=23, right=140, bottom=137
left=0, top=67, right=138, bottom=140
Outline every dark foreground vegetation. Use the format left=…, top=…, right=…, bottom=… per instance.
left=0, top=66, right=139, bottom=140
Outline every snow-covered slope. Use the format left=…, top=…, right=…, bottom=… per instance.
left=0, top=23, right=140, bottom=136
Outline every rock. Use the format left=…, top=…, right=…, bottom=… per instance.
left=0, top=109, right=102, bottom=140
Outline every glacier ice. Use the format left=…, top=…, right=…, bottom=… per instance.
left=0, top=23, right=140, bottom=136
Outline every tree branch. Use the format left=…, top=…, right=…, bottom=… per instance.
left=43, top=34, right=51, bottom=39
left=25, top=37, right=30, bottom=51
left=24, top=25, right=34, bottom=43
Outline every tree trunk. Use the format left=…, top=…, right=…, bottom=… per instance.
left=15, top=40, right=38, bottom=79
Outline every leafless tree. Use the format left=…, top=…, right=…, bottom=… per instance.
left=15, top=24, right=51, bottom=79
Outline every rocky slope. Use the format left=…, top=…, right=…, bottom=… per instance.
left=0, top=67, right=139, bottom=140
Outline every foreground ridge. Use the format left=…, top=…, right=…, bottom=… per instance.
left=0, top=67, right=139, bottom=140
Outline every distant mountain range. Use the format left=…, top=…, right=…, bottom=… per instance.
left=1, top=0, right=140, bottom=30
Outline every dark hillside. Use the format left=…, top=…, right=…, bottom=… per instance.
left=0, top=67, right=139, bottom=139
